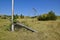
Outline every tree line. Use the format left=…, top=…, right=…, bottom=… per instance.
left=0, top=10, right=57, bottom=21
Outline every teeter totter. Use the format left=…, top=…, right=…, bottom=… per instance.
left=14, top=22, right=37, bottom=32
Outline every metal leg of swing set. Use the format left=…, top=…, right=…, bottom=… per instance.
left=11, top=24, right=14, bottom=31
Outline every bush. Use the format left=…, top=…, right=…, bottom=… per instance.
left=47, top=11, right=57, bottom=20
left=37, top=15, right=42, bottom=21
left=14, top=14, right=19, bottom=19
left=0, top=15, right=7, bottom=19
left=37, top=14, right=48, bottom=21
left=20, top=14, right=24, bottom=18
left=37, top=11, right=57, bottom=21
left=13, top=14, right=19, bottom=23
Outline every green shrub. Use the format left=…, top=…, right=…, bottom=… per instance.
left=47, top=11, right=57, bottom=20
left=37, top=14, right=48, bottom=21
left=14, top=14, right=19, bottom=19
left=0, top=15, right=7, bottom=19
left=37, top=11, right=57, bottom=21
left=13, top=14, right=19, bottom=23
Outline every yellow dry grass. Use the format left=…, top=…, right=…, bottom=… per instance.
left=0, top=18, right=60, bottom=40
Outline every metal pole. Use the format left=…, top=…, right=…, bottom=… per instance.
left=12, top=0, right=14, bottom=31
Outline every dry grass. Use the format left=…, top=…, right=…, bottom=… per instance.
left=0, top=18, right=60, bottom=40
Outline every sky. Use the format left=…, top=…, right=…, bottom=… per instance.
left=0, top=0, right=60, bottom=16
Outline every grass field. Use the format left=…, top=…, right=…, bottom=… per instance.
left=0, top=18, right=60, bottom=40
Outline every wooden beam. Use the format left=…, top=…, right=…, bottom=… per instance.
left=14, top=22, right=38, bottom=32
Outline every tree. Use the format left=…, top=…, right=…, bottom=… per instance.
left=20, top=14, right=24, bottom=18
left=37, top=11, right=57, bottom=21
left=13, top=14, right=19, bottom=23
left=47, top=11, right=57, bottom=20
left=13, top=14, right=19, bottom=20
left=37, top=14, right=48, bottom=21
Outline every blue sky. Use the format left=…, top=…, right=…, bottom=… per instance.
left=0, top=0, right=60, bottom=16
